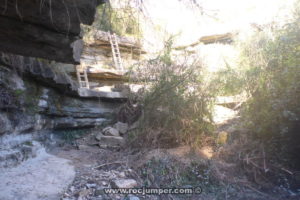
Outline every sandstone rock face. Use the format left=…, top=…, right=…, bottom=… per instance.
left=78, top=87, right=128, bottom=99
left=0, top=113, right=12, bottom=135
left=38, top=88, right=116, bottom=119
left=0, top=53, right=79, bottom=95
left=0, top=0, right=105, bottom=64
left=53, top=118, right=107, bottom=129
left=0, top=52, right=129, bottom=99
left=83, top=31, right=146, bottom=67
left=0, top=134, right=75, bottom=200
left=0, top=55, right=123, bottom=134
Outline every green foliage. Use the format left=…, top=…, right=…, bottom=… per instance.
left=13, top=89, right=24, bottom=96
left=241, top=16, right=300, bottom=136
left=235, top=1, right=300, bottom=167
left=209, top=65, right=246, bottom=96
left=91, top=2, right=142, bottom=38
left=130, top=38, right=214, bottom=147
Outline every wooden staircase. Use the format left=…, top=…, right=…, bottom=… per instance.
left=107, top=32, right=124, bottom=71
left=76, top=65, right=90, bottom=89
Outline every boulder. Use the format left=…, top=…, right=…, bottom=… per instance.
left=99, top=136, right=125, bottom=146
left=113, top=122, right=129, bottom=135
left=111, top=179, right=137, bottom=189
left=102, top=127, right=120, bottom=137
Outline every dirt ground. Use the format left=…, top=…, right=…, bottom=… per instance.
left=48, top=105, right=299, bottom=200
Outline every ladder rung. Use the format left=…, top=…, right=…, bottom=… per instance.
left=107, top=32, right=123, bottom=71
left=76, top=66, right=89, bottom=89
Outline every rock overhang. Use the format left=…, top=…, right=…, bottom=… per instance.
left=0, top=0, right=107, bottom=64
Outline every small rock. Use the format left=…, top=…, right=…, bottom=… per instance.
left=128, top=196, right=140, bottom=200
left=100, top=136, right=125, bottom=146
left=38, top=99, right=48, bottom=108
left=63, top=192, right=70, bottom=197
left=86, top=183, right=97, bottom=188
left=69, top=186, right=75, bottom=192
left=96, top=133, right=104, bottom=141
left=98, top=144, right=108, bottom=149
left=118, top=172, right=126, bottom=178
left=78, top=145, right=89, bottom=150
left=125, top=169, right=133, bottom=176
left=102, top=127, right=120, bottom=137
left=102, top=181, right=108, bottom=186
left=111, top=179, right=138, bottom=189
left=113, top=122, right=129, bottom=134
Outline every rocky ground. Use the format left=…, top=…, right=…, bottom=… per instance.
left=2, top=105, right=297, bottom=200
left=48, top=105, right=240, bottom=200
left=0, top=134, right=75, bottom=200
left=0, top=104, right=240, bottom=200
left=52, top=122, right=149, bottom=200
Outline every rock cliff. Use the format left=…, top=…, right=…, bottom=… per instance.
left=0, top=0, right=106, bottom=64
left=0, top=53, right=124, bottom=135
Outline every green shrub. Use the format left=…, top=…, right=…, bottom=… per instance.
left=87, top=2, right=142, bottom=38
left=237, top=1, right=300, bottom=166
left=129, top=38, right=214, bottom=147
left=208, top=65, right=246, bottom=96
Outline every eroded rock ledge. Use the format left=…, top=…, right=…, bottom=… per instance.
left=0, top=52, right=125, bottom=134
left=0, top=0, right=106, bottom=64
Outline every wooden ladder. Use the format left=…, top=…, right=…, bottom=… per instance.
left=76, top=66, right=90, bottom=89
left=107, top=32, right=124, bottom=71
